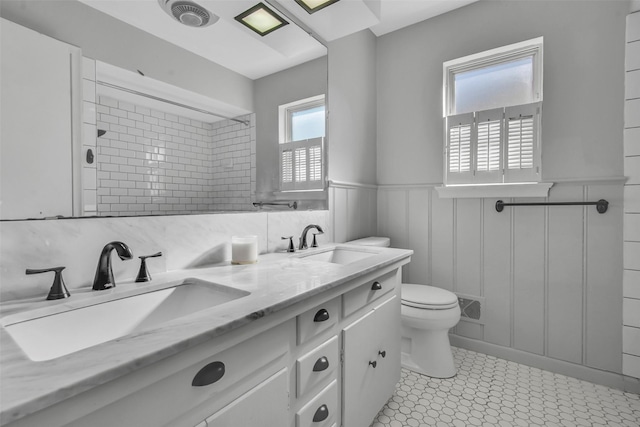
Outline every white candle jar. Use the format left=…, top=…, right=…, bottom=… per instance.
left=231, top=235, right=258, bottom=264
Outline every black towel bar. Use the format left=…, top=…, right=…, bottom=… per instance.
left=495, top=199, right=608, bottom=214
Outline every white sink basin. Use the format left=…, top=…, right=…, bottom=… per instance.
left=300, top=247, right=376, bottom=265
left=3, top=279, right=249, bottom=361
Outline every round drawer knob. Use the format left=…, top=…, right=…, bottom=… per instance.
left=313, top=356, right=330, bottom=372
left=192, top=361, right=225, bottom=387
left=369, top=360, right=377, bottom=368
left=313, top=404, right=329, bottom=422
left=378, top=350, right=386, bottom=358
left=314, top=308, right=330, bottom=322
left=371, top=281, right=382, bottom=291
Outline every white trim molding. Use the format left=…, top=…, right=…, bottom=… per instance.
left=451, top=335, right=640, bottom=393
left=328, top=180, right=378, bottom=190
left=435, top=182, right=553, bottom=199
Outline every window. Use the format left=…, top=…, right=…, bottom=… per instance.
left=443, top=37, right=543, bottom=186
left=279, top=95, right=325, bottom=191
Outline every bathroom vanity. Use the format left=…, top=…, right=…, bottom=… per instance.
left=0, top=244, right=412, bottom=427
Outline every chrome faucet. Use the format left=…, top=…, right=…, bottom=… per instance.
left=93, top=241, right=133, bottom=290
left=299, top=224, right=324, bottom=250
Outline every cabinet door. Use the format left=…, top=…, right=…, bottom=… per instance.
left=205, top=368, right=289, bottom=426
left=1, top=18, right=76, bottom=219
left=343, top=296, right=400, bottom=427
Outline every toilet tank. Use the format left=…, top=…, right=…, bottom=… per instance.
left=347, top=237, right=391, bottom=247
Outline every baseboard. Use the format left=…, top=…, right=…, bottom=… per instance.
left=450, top=335, right=640, bottom=394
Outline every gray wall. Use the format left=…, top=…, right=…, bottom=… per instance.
left=327, top=30, right=379, bottom=243
left=376, top=0, right=625, bottom=185
left=253, top=56, right=328, bottom=202
left=0, top=0, right=253, bottom=112
left=328, top=29, right=378, bottom=186
left=376, top=0, right=629, bottom=384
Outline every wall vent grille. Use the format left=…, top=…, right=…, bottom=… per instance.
left=455, top=293, right=485, bottom=324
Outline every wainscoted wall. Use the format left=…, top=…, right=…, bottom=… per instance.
left=377, top=181, right=626, bottom=384
left=328, top=181, right=378, bottom=244
left=0, top=211, right=329, bottom=302
left=624, top=10, right=640, bottom=379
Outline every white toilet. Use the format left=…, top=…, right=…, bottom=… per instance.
left=348, top=237, right=461, bottom=378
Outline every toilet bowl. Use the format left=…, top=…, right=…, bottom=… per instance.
left=348, top=237, right=461, bottom=378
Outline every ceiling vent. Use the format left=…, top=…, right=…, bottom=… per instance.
left=158, top=0, right=219, bottom=28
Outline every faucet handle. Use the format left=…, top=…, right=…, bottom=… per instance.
left=135, top=252, right=163, bottom=283
left=281, top=236, right=295, bottom=253
left=311, top=232, right=323, bottom=248
left=25, top=266, right=71, bottom=300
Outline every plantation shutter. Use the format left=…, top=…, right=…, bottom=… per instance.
left=281, top=149, right=293, bottom=184
left=446, top=112, right=474, bottom=184
left=308, top=145, right=322, bottom=182
left=280, top=137, right=324, bottom=191
left=504, top=102, right=540, bottom=183
left=475, top=108, right=503, bottom=183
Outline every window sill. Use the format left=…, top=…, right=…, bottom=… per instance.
left=273, top=189, right=327, bottom=200
left=435, top=183, right=553, bottom=199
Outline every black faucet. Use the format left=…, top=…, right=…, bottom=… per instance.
left=25, top=266, right=71, bottom=300
left=93, top=241, right=133, bottom=290
left=299, top=224, right=324, bottom=250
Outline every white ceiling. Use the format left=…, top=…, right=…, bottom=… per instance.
left=79, top=0, right=478, bottom=80
left=368, top=0, right=478, bottom=37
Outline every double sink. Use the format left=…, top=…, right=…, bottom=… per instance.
left=2, top=246, right=377, bottom=362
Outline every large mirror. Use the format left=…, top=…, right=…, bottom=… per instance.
left=0, top=0, right=328, bottom=220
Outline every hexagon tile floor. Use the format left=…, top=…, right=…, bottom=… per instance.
left=371, top=347, right=640, bottom=427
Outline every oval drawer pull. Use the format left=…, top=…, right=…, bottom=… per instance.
left=378, top=350, right=386, bottom=358
left=313, top=404, right=329, bottom=422
left=313, top=308, right=330, bottom=322
left=313, top=356, right=330, bottom=372
left=371, top=281, right=382, bottom=291
left=192, top=361, right=225, bottom=387
left=369, top=360, right=377, bottom=368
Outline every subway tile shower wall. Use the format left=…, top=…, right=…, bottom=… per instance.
left=95, top=96, right=255, bottom=215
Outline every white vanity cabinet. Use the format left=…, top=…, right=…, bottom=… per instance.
left=4, top=262, right=408, bottom=427
left=292, top=268, right=402, bottom=427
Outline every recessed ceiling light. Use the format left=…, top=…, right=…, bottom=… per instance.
left=235, top=3, right=289, bottom=36
left=294, top=0, right=340, bottom=14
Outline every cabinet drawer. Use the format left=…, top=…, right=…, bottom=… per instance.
left=343, top=270, right=396, bottom=318
left=296, top=379, right=338, bottom=427
left=205, top=368, right=289, bottom=427
left=188, top=323, right=288, bottom=394
left=296, top=335, right=339, bottom=397
left=297, top=297, right=340, bottom=345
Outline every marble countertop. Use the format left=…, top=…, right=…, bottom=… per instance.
left=0, top=244, right=412, bottom=425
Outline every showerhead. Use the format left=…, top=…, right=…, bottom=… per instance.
left=158, top=0, right=219, bottom=28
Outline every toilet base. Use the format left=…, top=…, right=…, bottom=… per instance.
left=401, top=327, right=457, bottom=378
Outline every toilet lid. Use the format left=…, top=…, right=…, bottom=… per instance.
left=401, top=283, right=459, bottom=310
